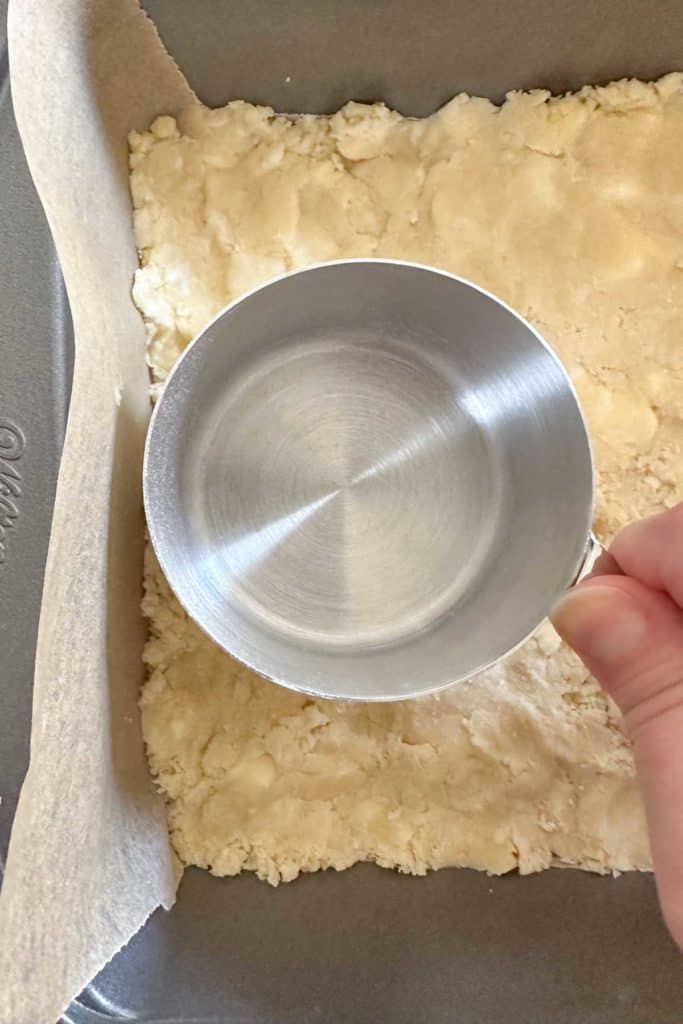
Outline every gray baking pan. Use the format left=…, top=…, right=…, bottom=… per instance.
left=0, top=0, right=73, bottom=874
left=1, top=1, right=682, bottom=1022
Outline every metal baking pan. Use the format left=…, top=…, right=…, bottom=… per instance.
left=0, top=0, right=73, bottom=877
left=2, top=1, right=682, bottom=1021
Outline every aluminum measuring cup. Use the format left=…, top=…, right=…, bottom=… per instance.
left=144, top=259, right=602, bottom=701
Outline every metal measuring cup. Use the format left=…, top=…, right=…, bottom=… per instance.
left=144, top=260, right=602, bottom=700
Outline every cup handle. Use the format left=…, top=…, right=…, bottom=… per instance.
left=573, top=531, right=622, bottom=584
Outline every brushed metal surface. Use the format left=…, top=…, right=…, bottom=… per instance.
left=144, top=260, right=594, bottom=700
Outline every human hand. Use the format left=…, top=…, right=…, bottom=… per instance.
left=551, top=503, right=683, bottom=952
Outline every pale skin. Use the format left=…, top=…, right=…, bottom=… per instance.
left=551, top=502, right=683, bottom=953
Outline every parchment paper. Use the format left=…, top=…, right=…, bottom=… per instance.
left=1, top=2, right=197, bottom=1021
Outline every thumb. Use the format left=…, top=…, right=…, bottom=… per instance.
left=551, top=578, right=683, bottom=951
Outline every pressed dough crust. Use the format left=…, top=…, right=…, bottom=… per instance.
left=130, top=75, right=683, bottom=884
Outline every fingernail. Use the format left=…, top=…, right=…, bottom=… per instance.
left=550, top=584, right=649, bottom=664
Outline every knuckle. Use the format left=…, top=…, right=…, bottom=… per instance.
left=620, top=663, right=683, bottom=741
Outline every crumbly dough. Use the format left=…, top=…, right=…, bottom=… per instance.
left=130, top=75, right=683, bottom=884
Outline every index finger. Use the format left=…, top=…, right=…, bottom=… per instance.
left=607, top=503, right=683, bottom=610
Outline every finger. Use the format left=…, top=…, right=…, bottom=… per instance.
left=551, top=578, right=683, bottom=951
left=609, top=502, right=683, bottom=609
left=584, top=545, right=623, bottom=579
